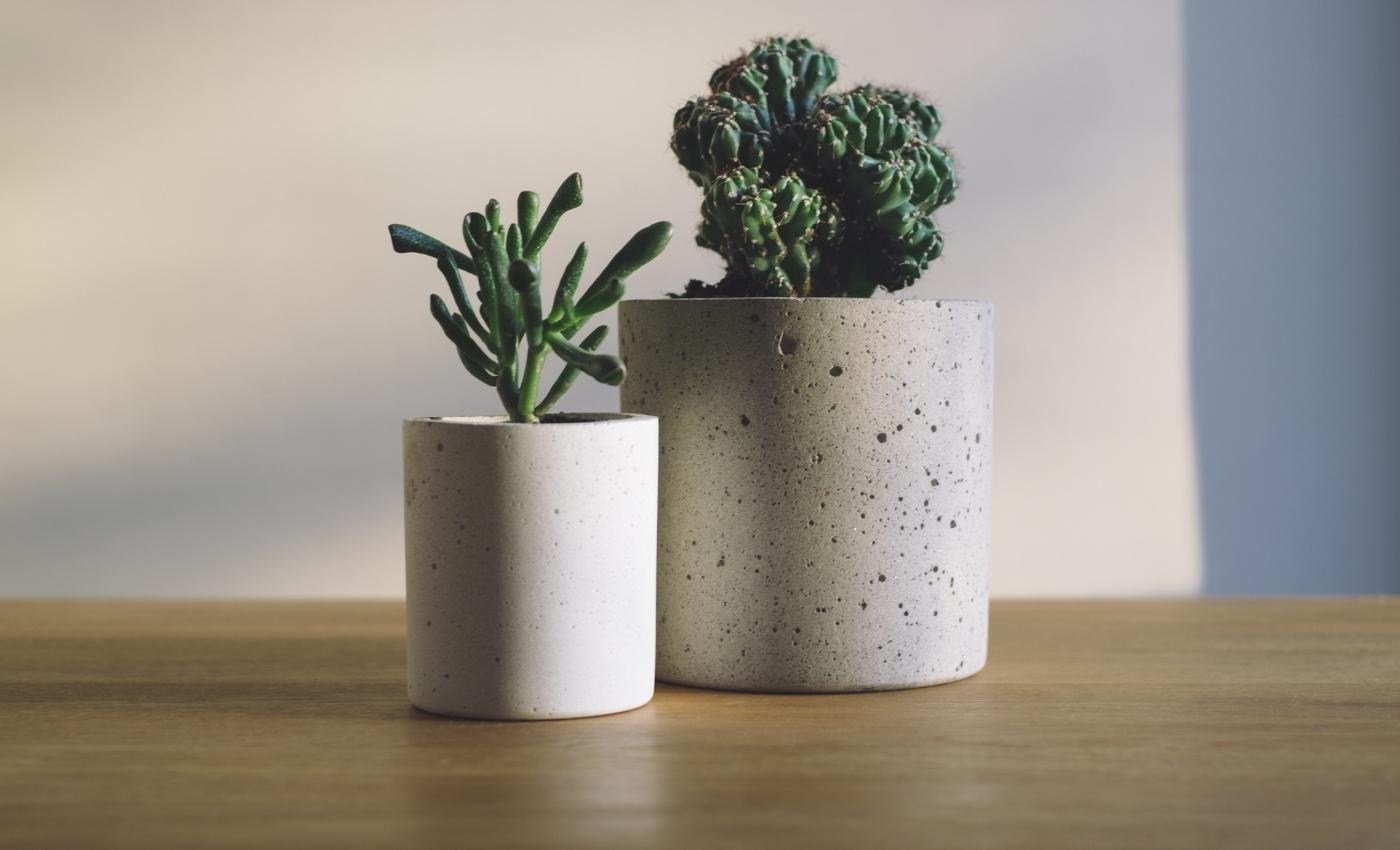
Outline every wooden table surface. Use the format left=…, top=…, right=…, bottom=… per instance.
left=2, top=599, right=1397, bottom=849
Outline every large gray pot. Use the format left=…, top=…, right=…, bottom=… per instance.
left=619, top=298, right=992, bottom=693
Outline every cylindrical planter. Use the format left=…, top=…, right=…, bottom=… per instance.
left=619, top=298, right=992, bottom=693
left=403, top=413, right=657, bottom=719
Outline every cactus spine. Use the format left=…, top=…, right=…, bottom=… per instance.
left=389, top=173, right=672, bottom=422
left=672, top=37, right=957, bottom=297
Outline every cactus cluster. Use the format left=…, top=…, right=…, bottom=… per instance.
left=389, top=173, right=672, bottom=422
left=672, top=37, right=957, bottom=298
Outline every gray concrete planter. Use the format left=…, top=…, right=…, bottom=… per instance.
left=619, top=298, right=992, bottom=692
left=403, top=414, right=657, bottom=719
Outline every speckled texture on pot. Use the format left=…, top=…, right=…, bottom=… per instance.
left=619, top=298, right=992, bottom=693
left=403, top=414, right=657, bottom=719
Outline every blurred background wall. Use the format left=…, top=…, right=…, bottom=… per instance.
left=1183, top=0, right=1400, bottom=594
left=0, top=0, right=1392, bottom=597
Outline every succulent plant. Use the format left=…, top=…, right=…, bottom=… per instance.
left=672, top=37, right=957, bottom=298
left=389, top=173, right=672, bottom=422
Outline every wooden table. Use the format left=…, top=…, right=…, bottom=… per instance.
left=2, top=600, right=1397, bottom=849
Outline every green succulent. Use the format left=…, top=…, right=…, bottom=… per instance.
left=673, top=38, right=957, bottom=297
left=696, top=167, right=836, bottom=297
left=708, top=36, right=839, bottom=128
left=389, top=173, right=672, bottom=422
left=671, top=94, right=768, bottom=185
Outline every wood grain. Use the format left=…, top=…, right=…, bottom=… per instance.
left=1, top=599, right=1397, bottom=849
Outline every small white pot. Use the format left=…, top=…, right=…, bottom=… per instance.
left=620, top=298, right=992, bottom=693
left=403, top=413, right=657, bottom=719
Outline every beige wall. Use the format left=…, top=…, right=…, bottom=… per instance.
left=0, top=0, right=1198, bottom=596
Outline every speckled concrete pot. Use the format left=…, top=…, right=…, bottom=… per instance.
left=619, top=298, right=992, bottom=693
left=403, top=414, right=657, bottom=719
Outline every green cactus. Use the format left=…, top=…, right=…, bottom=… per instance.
left=672, top=38, right=957, bottom=297
left=696, top=167, right=837, bottom=297
left=389, top=173, right=672, bottom=422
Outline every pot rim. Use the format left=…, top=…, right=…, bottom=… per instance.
left=404, top=412, right=655, bottom=427
left=619, top=296, right=991, bottom=306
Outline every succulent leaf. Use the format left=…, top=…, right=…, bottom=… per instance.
left=508, top=258, right=544, bottom=347
left=546, top=330, right=625, bottom=386
left=506, top=223, right=522, bottom=262
left=573, top=277, right=623, bottom=319
left=429, top=294, right=497, bottom=385
left=548, top=241, right=588, bottom=327
left=524, top=172, right=584, bottom=260
left=485, top=230, right=517, bottom=357
left=463, top=213, right=489, bottom=254
left=435, top=254, right=493, bottom=351
left=516, top=191, right=540, bottom=245
left=389, top=224, right=476, bottom=275
left=576, top=221, right=673, bottom=310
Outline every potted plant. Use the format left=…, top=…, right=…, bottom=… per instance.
left=389, top=173, right=672, bottom=719
left=619, top=38, right=991, bottom=693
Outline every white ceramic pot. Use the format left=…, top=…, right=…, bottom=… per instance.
left=403, top=413, right=657, bottom=719
left=619, top=298, right=992, bottom=693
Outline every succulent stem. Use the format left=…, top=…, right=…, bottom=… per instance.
left=515, top=345, right=548, bottom=423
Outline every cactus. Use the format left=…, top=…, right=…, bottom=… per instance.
left=672, top=38, right=956, bottom=297
left=389, top=173, right=672, bottom=422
